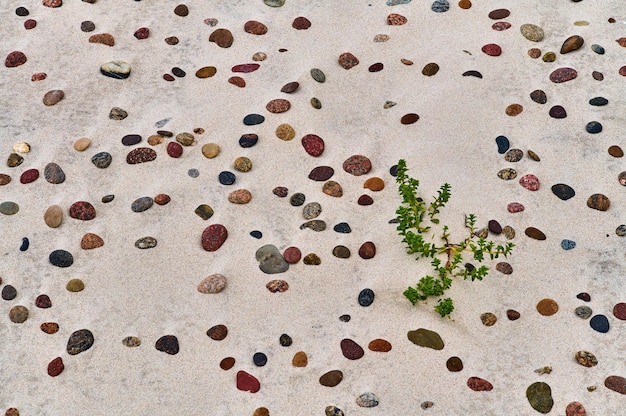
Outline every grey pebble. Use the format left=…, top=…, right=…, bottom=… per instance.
left=91, top=152, right=112, bottom=169
left=575, top=306, right=592, bottom=319
left=616, top=225, right=626, bottom=236
left=356, top=392, right=379, bottom=408
left=0, top=201, right=19, bottom=215
left=310, top=68, right=326, bottom=83
left=44, top=162, right=66, bottom=184
left=302, top=202, right=322, bottom=219
left=109, top=107, right=128, bottom=120
left=67, top=329, right=94, bottom=355
left=256, top=244, right=289, bottom=274
left=188, top=168, right=199, bottom=178
left=131, top=196, right=153, bottom=213
left=290, top=193, right=305, bottom=206
left=135, top=237, right=157, bottom=249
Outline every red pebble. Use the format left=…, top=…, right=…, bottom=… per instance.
left=236, top=370, right=260, bottom=393
left=467, top=377, right=493, bottom=391
left=69, top=201, right=97, bottom=221
left=482, top=43, right=502, bottom=56
left=620, top=66, right=626, bottom=77
left=492, top=22, right=511, bottom=31
left=358, top=195, right=374, bottom=206
left=231, top=63, right=260, bottom=73
left=519, top=174, right=540, bottom=191
left=283, top=246, right=302, bottom=264
left=24, top=19, right=37, bottom=30
left=340, top=338, right=365, bottom=360
left=31, top=72, right=47, bottom=81
left=5, top=51, right=27, bottom=67
left=565, top=401, right=587, bottom=416
left=163, top=74, right=175, bottom=82
left=167, top=142, right=183, bottom=158
left=48, top=357, right=64, bottom=377
left=35, top=294, right=52, bottom=308
left=301, top=134, right=325, bottom=157
left=20, top=168, right=39, bottom=184
left=507, top=202, right=525, bottom=213
left=228, top=76, right=246, bottom=87
left=292, top=16, right=311, bottom=30
left=134, top=27, right=150, bottom=39
left=201, top=224, right=228, bottom=252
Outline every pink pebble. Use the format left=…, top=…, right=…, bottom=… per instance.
left=519, top=174, right=540, bottom=191
left=481, top=43, right=502, bottom=56
left=507, top=202, right=525, bottom=213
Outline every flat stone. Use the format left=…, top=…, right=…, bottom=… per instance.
left=281, top=82, right=299, bottom=93
left=525, top=227, right=546, bottom=240
left=275, top=123, right=295, bottom=140
left=239, top=134, right=258, bottom=148
left=218, top=171, right=236, bottom=185
left=310, top=68, right=326, bottom=83
left=467, top=377, right=493, bottom=391
left=266, top=98, right=291, bottom=114
left=292, top=351, right=308, bottom=367
left=507, top=309, right=521, bottom=320
left=566, top=402, right=587, bottom=416
left=5, top=51, right=27, bottom=67
left=243, top=114, right=265, bottom=126
left=7, top=153, right=24, bottom=167
left=343, top=155, right=372, bottom=176
left=446, top=356, right=463, bottom=371
left=228, top=189, right=252, bottom=204
left=175, top=132, right=195, bottom=146
left=232, top=63, right=260, bottom=73
left=41, top=322, right=60, bottom=334
left=35, top=294, right=52, bottom=309
left=100, top=61, right=130, bottom=79
left=311, top=97, right=322, bottom=109
left=195, top=204, right=214, bottom=220
left=549, top=105, right=567, bottom=119
left=387, top=13, right=407, bottom=25
left=135, top=237, right=157, bottom=249
left=431, top=0, right=450, bottom=12
left=605, top=376, right=626, bottom=395
left=131, top=196, right=153, bottom=213
left=197, top=274, right=227, bottom=294
left=201, top=225, right=228, bottom=251
left=308, top=166, right=334, bottom=181
left=401, top=113, right=419, bottom=124
left=481, top=313, right=497, bottom=326
left=492, top=22, right=511, bottom=31
left=488, top=220, right=502, bottom=234
left=422, top=62, right=439, bottom=76
left=202, top=143, right=220, bottom=158
left=333, top=245, right=351, bottom=258
left=550, top=67, right=577, bottom=83
left=520, top=24, right=544, bottom=42
left=587, top=194, right=610, bottom=211
left=577, top=293, right=591, bottom=302
left=537, top=298, right=559, bottom=316
left=43, top=163, right=65, bottom=184
left=519, top=174, right=540, bottom=191
left=244, top=20, right=268, bottom=35
left=358, top=288, right=375, bottom=306
left=303, top=253, right=321, bottom=265
left=127, top=148, right=157, bottom=164
left=495, top=135, right=510, bottom=154
left=319, top=370, right=343, bottom=387
left=195, top=66, right=217, bottom=78
left=0, top=201, right=19, bottom=215
left=462, top=70, right=482, bottom=78
left=496, top=262, right=513, bottom=274
left=526, top=382, right=554, bottom=413
left=155, top=335, right=179, bottom=355
left=89, top=33, right=115, bottom=46
left=590, top=314, right=609, bottom=333
left=67, top=329, right=94, bottom=355
left=209, top=29, right=234, bottom=48
left=20, top=168, right=39, bottom=184
left=207, top=324, right=228, bottom=340
left=0, top=174, right=10, bottom=185
left=608, top=146, right=623, bottom=158
left=266, top=279, right=289, bottom=293
left=551, top=184, right=575, bottom=200
left=561, top=239, right=576, bottom=250
left=407, top=328, right=444, bottom=350
left=81, top=233, right=104, bottom=250
left=488, top=8, right=509, bottom=19
left=236, top=370, right=260, bottom=393
left=575, top=306, right=592, bottom=319
left=356, top=393, right=379, bottom=408
left=256, top=244, right=289, bottom=274
left=293, top=16, right=311, bottom=29
left=68, top=201, right=96, bottom=221
left=482, top=43, right=502, bottom=56
left=122, top=336, right=141, bottom=347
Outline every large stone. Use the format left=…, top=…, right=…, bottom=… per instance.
left=256, top=244, right=289, bottom=274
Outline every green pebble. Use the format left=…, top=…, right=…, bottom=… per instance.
left=0, top=201, right=19, bottom=215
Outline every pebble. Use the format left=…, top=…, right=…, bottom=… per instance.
left=585, top=121, right=602, bottom=134
left=303, top=253, right=321, bottom=265
left=127, top=147, right=157, bottom=164
left=310, top=68, right=326, bottom=83
left=209, top=29, right=234, bottom=48
left=43, top=90, right=64, bottom=106
left=339, top=314, right=351, bottom=322
left=207, top=324, right=228, bottom=340
left=495, top=136, right=510, bottom=154
left=42, top=0, right=62, bottom=7
left=243, top=114, right=265, bottom=126
left=575, top=350, right=597, bottom=367
left=47, top=357, right=64, bottom=377
left=165, top=36, right=179, bottom=45
left=549, top=105, right=567, bottom=119
left=232, top=63, right=260, bottom=73
left=43, top=205, right=63, bottom=228
left=368, top=339, right=392, bottom=352
left=197, top=274, right=227, bottom=294
left=566, top=402, right=587, bottom=416
left=575, top=306, right=592, bottom=319
left=537, top=298, right=559, bottom=316
left=401, top=113, right=419, bottom=124
left=195, top=204, right=214, bottom=220
left=122, top=336, right=141, bottom=347
left=520, top=24, right=544, bottom=42
left=154, top=194, right=171, bottom=205
left=239, top=134, right=258, bottom=148
left=188, top=168, right=199, bottom=178
left=121, top=134, right=141, bottom=146
left=605, top=376, right=626, bottom=395
left=252, top=52, right=267, bottom=61
left=201, top=224, right=228, bottom=251
left=387, top=13, right=407, bottom=25
left=36, top=294, right=52, bottom=309
left=244, top=21, right=268, bottom=35
left=488, top=220, right=502, bottom=234
left=218, top=171, right=236, bottom=185
left=49, top=249, right=73, bottom=267
left=492, top=22, right=511, bottom=31
left=288, top=193, right=307, bottom=208
left=66, top=279, right=84, bottom=292
left=275, top=123, right=295, bottom=141
left=480, top=313, right=497, bottom=326
left=356, top=393, right=379, bottom=408
left=333, top=222, right=351, bottom=234
left=253, top=409, right=269, bottom=416
left=333, top=245, right=351, bottom=258
left=292, top=351, right=308, bottom=367
left=308, top=166, right=334, bottom=181
left=41, top=322, right=60, bottom=334
left=266, top=99, right=291, bottom=114
left=228, top=189, right=252, bottom=204
left=300, top=220, right=326, bottom=232
left=2, top=285, right=17, bottom=300
left=507, top=309, right=521, bottom=320
left=488, top=8, right=509, bottom=19
left=482, top=44, right=502, bottom=56
left=89, top=33, right=115, bottom=47
left=561, top=35, right=584, bottom=54
left=202, top=143, right=220, bottom=158
left=204, top=18, right=218, bottom=26
left=135, top=237, right=157, bottom=249
left=301, top=134, right=325, bottom=156
left=527, top=150, right=540, bottom=161
left=496, top=262, right=513, bottom=274
left=131, top=196, right=153, bottom=213
left=338, top=52, right=359, bottom=69
left=15, top=6, right=29, bottom=16
left=586, top=194, right=610, bottom=211
left=358, top=242, right=376, bottom=259
left=155, top=335, right=179, bottom=355
left=612, top=303, right=626, bottom=320
left=551, top=184, right=575, bottom=200
left=608, top=146, right=624, bottom=159
left=561, top=239, right=576, bottom=250
left=526, top=382, right=554, bottom=413
left=525, top=227, right=546, bottom=240
left=100, top=61, right=131, bottom=79
left=9, top=305, right=28, bottom=323
left=577, top=293, right=591, bottom=302
left=462, top=70, right=482, bottom=78
left=20, top=169, right=39, bottom=184
left=542, top=52, right=555, bottom=62
left=368, top=62, right=384, bottom=72
left=446, top=356, right=463, bottom=371
left=519, top=174, right=540, bottom=191
left=81, top=21, right=96, bottom=32
left=67, top=329, right=94, bottom=355
left=592, top=71, right=603, bottom=81
left=293, top=16, right=311, bottom=29
left=504, top=149, right=523, bottom=162
left=256, top=244, right=289, bottom=274
left=374, top=34, right=389, bottom=42
left=81, top=233, right=104, bottom=250
left=319, top=370, right=343, bottom=387
left=467, top=377, right=493, bottom=391
left=310, top=97, right=322, bottom=109
left=530, top=90, right=547, bottom=104
left=220, top=357, right=235, bottom=370
left=19, top=237, right=29, bottom=251
left=407, top=328, right=444, bottom=350
left=550, top=67, right=577, bottom=83
left=590, top=314, right=609, bottom=333
left=273, top=187, right=288, bottom=197
left=7, top=153, right=24, bottom=167
left=253, top=352, right=268, bottom=367
left=343, top=155, right=372, bottom=176
left=236, top=370, right=260, bottom=393
left=619, top=172, right=626, bottom=186
left=5, top=51, right=27, bottom=67
left=302, top=202, right=322, bottom=219
left=266, top=279, right=289, bottom=293
left=0, top=174, right=10, bottom=185
left=195, top=66, right=217, bottom=78
left=357, top=195, right=373, bottom=205
left=228, top=76, right=245, bottom=87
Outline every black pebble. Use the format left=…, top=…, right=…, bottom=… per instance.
left=155, top=335, right=179, bottom=355
left=589, top=97, right=608, bottom=106
left=243, top=114, right=265, bottom=126
left=551, top=183, right=575, bottom=201
left=239, top=133, right=258, bottom=148
left=488, top=220, right=502, bottom=234
left=333, top=222, right=351, bottom=233
left=171, top=67, right=186, bottom=77
left=157, top=130, right=173, bottom=137
left=253, top=352, right=267, bottom=366
left=19, top=237, right=29, bottom=252
left=586, top=121, right=602, bottom=134
left=358, top=288, right=375, bottom=307
left=279, top=333, right=292, bottom=346
left=80, top=21, right=95, bottom=32
left=250, top=230, right=262, bottom=239
left=389, top=165, right=398, bottom=177
left=290, top=193, right=305, bottom=206
left=2, top=285, right=17, bottom=300
left=121, top=134, right=142, bottom=146
left=339, top=314, right=351, bottom=322
left=49, top=249, right=74, bottom=268
left=577, top=292, right=591, bottom=302
left=15, top=7, right=29, bottom=16
left=218, top=171, right=236, bottom=185
left=102, top=194, right=115, bottom=203
left=461, top=70, right=483, bottom=78
left=67, top=329, right=95, bottom=355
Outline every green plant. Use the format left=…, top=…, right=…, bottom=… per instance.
left=395, top=159, right=514, bottom=317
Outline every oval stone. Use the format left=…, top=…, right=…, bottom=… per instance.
left=239, top=134, right=258, bottom=148
left=407, top=328, right=444, bottom=350
left=333, top=245, right=351, bottom=258
left=520, top=24, right=544, bottom=42
left=244, top=20, right=268, bottom=35
left=197, top=274, right=227, bottom=294
left=356, top=393, right=379, bottom=408
left=590, top=314, right=609, bottom=333
left=209, top=29, right=233, bottom=48
left=301, top=134, right=324, bottom=157
left=575, top=350, right=597, bottom=367
left=283, top=247, right=302, bottom=264
left=232, top=63, right=260, bottom=73
left=91, top=152, right=112, bottom=168
left=530, top=89, right=547, bottom=104
left=9, top=305, right=29, bottom=323
left=69, top=201, right=96, bottom=220
left=589, top=97, right=608, bottom=106
left=100, top=61, right=131, bottom=79
left=497, top=168, right=517, bottom=180
left=43, top=90, right=64, bottom=106
left=319, top=370, right=343, bottom=387
left=551, top=184, right=575, bottom=200
left=310, top=68, right=326, bottom=83
left=492, top=21, right=511, bottom=31
left=467, top=377, right=493, bottom=391
left=49, top=249, right=73, bottom=267
left=243, top=114, right=264, bottom=126
left=340, top=338, right=364, bottom=360
left=358, top=241, right=376, bottom=259
left=526, top=382, right=554, bottom=413
left=195, top=66, right=217, bottom=78
left=358, top=288, right=375, bottom=306
left=561, top=35, right=584, bottom=54
left=81, top=233, right=104, bottom=250
left=587, top=194, right=610, bottom=211
left=308, top=166, right=334, bottom=181
left=201, top=224, right=228, bottom=251
left=488, top=8, right=509, bottom=19
left=525, top=227, right=546, bottom=240
left=519, top=174, right=540, bottom=191
left=323, top=181, right=343, bottom=197
left=41, top=322, right=60, bottom=334
left=44, top=163, right=65, bottom=184
left=131, top=196, right=153, bottom=213
left=605, top=376, right=626, bottom=395
left=20, top=168, right=39, bottom=184
left=66, top=279, right=85, bottom=292
left=343, top=155, right=372, bottom=176
left=613, top=303, right=626, bottom=320
left=126, top=148, right=157, bottom=164
left=550, top=67, right=577, bottom=83
left=549, top=105, right=567, bottom=119
left=586, top=121, right=602, bottom=134
left=67, top=329, right=94, bottom=355
left=266, top=98, right=291, bottom=113
left=482, top=43, right=502, bottom=56
left=495, top=135, right=510, bottom=154
left=280, top=82, right=299, bottom=93
left=135, top=237, right=157, bottom=249
left=122, top=336, right=141, bottom=347
left=401, top=113, right=419, bottom=124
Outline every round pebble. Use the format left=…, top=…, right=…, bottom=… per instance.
left=218, top=171, right=236, bottom=185
left=358, top=242, right=376, bottom=259
left=612, top=303, right=626, bottom=320
left=49, top=249, right=73, bottom=267
left=228, top=189, right=252, bottom=204
left=66, top=279, right=84, bottom=292
left=338, top=52, right=359, bottom=70
left=122, top=336, right=141, bottom=347
left=358, top=288, right=375, bottom=306
left=519, top=174, right=540, bottom=191
left=20, top=169, right=39, bottom=184
left=303, top=253, right=321, bottom=265
left=401, top=113, right=419, bottom=124
left=9, top=306, right=28, bottom=323
left=446, top=356, right=464, bottom=372
left=202, top=143, right=220, bottom=158
left=585, top=121, right=602, bottom=134
left=343, top=155, right=372, bottom=176
left=2, top=285, right=17, bottom=300
left=253, top=352, right=268, bottom=366
left=301, top=134, right=324, bottom=157
left=536, top=298, right=559, bottom=316
left=590, top=314, right=609, bottom=333
left=480, top=312, right=497, bottom=326
left=507, top=309, right=521, bottom=320
left=220, top=357, right=235, bottom=370
left=575, top=306, right=593, bottom=319
left=91, top=152, right=112, bottom=169
left=290, top=193, right=305, bottom=206
left=608, top=146, right=623, bottom=158
left=273, top=187, right=288, bottom=197
left=279, top=333, right=293, bottom=347
left=188, top=168, right=199, bottom=178
left=35, top=294, right=52, bottom=308
left=283, top=247, right=302, bottom=264
left=207, top=324, right=228, bottom=340
left=333, top=245, right=351, bottom=258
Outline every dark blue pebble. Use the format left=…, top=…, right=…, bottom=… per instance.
left=250, top=230, right=262, bottom=239
left=591, top=44, right=605, bottom=55
left=586, top=121, right=602, bottom=134
left=358, top=288, right=375, bottom=307
left=19, top=237, right=29, bottom=252
left=243, top=114, right=265, bottom=126
left=218, top=171, right=236, bottom=185
left=253, top=352, right=267, bottom=367
left=239, top=133, right=258, bottom=148
left=590, top=314, right=609, bottom=333
left=495, top=136, right=510, bottom=154
left=389, top=165, right=398, bottom=177
left=561, top=239, right=576, bottom=250
left=49, top=249, right=73, bottom=268
left=333, top=222, right=352, bottom=233
left=589, top=97, right=608, bottom=106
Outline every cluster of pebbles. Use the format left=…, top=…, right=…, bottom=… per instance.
left=2, top=0, right=626, bottom=415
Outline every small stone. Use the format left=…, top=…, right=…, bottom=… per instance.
left=319, top=370, right=343, bottom=387
left=338, top=52, right=359, bottom=70
left=526, top=382, right=554, bottom=413
left=561, top=35, right=584, bottom=54
left=81, top=21, right=96, bottom=32
left=339, top=314, right=351, bottom=322
left=507, top=309, right=520, bottom=320
left=166, top=141, right=183, bottom=157
left=482, top=44, right=502, bottom=57
left=617, top=225, right=626, bottom=237
left=7, top=153, right=23, bottom=167
left=266, top=99, right=291, bottom=114
left=504, top=149, right=524, bottom=163
left=525, top=227, right=546, bottom=240
left=530, top=90, right=547, bottom=104
left=343, top=155, right=372, bottom=176
left=302, top=202, right=322, bottom=220
left=193, top=204, right=214, bottom=221
left=188, top=168, right=199, bottom=178
left=155, top=335, right=179, bottom=355
left=41, top=322, right=60, bottom=334
left=252, top=52, right=267, bottom=61
left=590, top=314, right=609, bottom=333
left=264, top=0, right=285, bottom=6
left=592, top=71, right=604, bottom=81
left=401, top=113, right=419, bottom=124
left=135, top=237, right=157, bottom=249
left=207, top=324, right=228, bottom=341
left=236, top=371, right=260, bottom=393
left=542, top=52, right=555, bottom=62
left=122, top=336, right=141, bottom=347
left=154, top=194, right=171, bottom=205
left=609, top=146, right=624, bottom=158
left=301, top=134, right=324, bottom=157
left=537, top=298, right=559, bottom=316
left=496, top=262, right=513, bottom=274
left=387, top=13, right=407, bottom=25
left=341, top=338, right=365, bottom=360
left=565, top=402, right=587, bottom=416
left=480, top=313, right=497, bottom=326
left=310, top=68, right=326, bottom=83
left=239, top=133, right=258, bottom=148
left=228, top=189, right=252, bottom=204
left=19, top=237, right=29, bottom=252
left=279, top=247, right=301, bottom=264
left=446, top=356, right=463, bottom=371
left=575, top=306, right=593, bottom=319
left=9, top=305, right=28, bottom=323
left=488, top=220, right=502, bottom=234
left=127, top=148, right=157, bottom=164
left=175, top=132, right=195, bottom=146
left=0, top=174, right=11, bottom=186
left=244, top=20, right=268, bottom=35
left=219, top=357, right=235, bottom=370
left=577, top=292, right=591, bottom=302
left=100, top=61, right=131, bottom=79
left=174, top=4, right=189, bottom=16
left=303, top=253, right=321, bottom=265
left=308, top=166, right=333, bottom=182
left=89, top=33, right=115, bottom=47
left=243, top=114, right=265, bottom=126
left=497, top=168, right=517, bottom=180
left=357, top=195, right=373, bottom=206
left=561, top=239, right=576, bottom=250
left=35, top=294, right=52, bottom=310
left=401, top=58, right=413, bottom=65
left=5, top=51, right=27, bottom=68
left=49, top=249, right=73, bottom=267
left=274, top=123, right=295, bottom=141
left=586, top=121, right=602, bottom=134
left=290, top=193, right=306, bottom=206
left=613, top=303, right=626, bottom=320
left=256, top=245, right=289, bottom=274
left=48, top=357, right=64, bottom=377
left=552, top=184, right=575, bottom=200
left=218, top=171, right=236, bottom=186
left=195, top=66, right=217, bottom=78
left=527, top=150, right=540, bottom=161
left=73, top=138, right=91, bottom=151
left=495, top=136, right=510, bottom=154
left=20, top=169, right=39, bottom=184
left=2, top=285, right=17, bottom=300
left=467, top=377, right=493, bottom=391
left=549, top=105, right=567, bottom=119
left=333, top=245, right=351, bottom=258
left=293, top=16, right=311, bottom=29
left=356, top=393, right=379, bottom=408
left=130, top=196, right=153, bottom=213
left=42, top=0, right=62, bottom=7
left=502, top=226, right=515, bottom=240
left=273, top=187, right=288, bottom=197
left=67, top=329, right=94, bottom=355
left=310, top=97, right=322, bottom=109
left=550, top=67, right=578, bottom=83
left=374, top=34, right=389, bottom=42
left=333, top=222, right=351, bottom=234
left=519, top=174, right=540, bottom=191
left=253, top=408, right=269, bottom=416
left=197, top=274, right=227, bottom=294
left=300, top=220, right=326, bottom=232
left=201, top=224, right=228, bottom=251
left=81, top=233, right=104, bottom=250
left=589, top=97, right=608, bottom=106
left=43, top=90, right=64, bottom=106
left=492, top=22, right=511, bottom=31
left=587, top=194, right=610, bottom=211
left=407, top=328, right=444, bottom=350
left=605, top=376, right=626, bottom=395
left=232, top=63, right=260, bottom=73
left=66, top=279, right=84, bottom=292
left=520, top=24, right=544, bottom=42
left=488, top=8, right=509, bottom=19
left=358, top=242, right=376, bottom=259
left=292, top=351, right=308, bottom=367
left=358, top=288, right=375, bottom=307
left=209, top=29, right=233, bottom=48
left=474, top=228, right=488, bottom=239
left=204, top=18, right=219, bottom=26
left=202, top=143, right=220, bottom=158
left=266, top=280, right=289, bottom=293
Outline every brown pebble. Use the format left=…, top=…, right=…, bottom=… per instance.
left=536, top=298, right=559, bottom=316
left=528, top=48, right=541, bottom=59
left=275, top=124, right=295, bottom=141
left=228, top=189, right=252, bottom=204
left=73, top=137, right=91, bottom=151
left=458, top=0, right=471, bottom=9
left=363, top=177, right=384, bottom=191
left=209, top=29, right=234, bottom=48
left=9, top=305, right=29, bottom=323
left=47, top=357, right=64, bottom=377
left=127, top=148, right=157, bottom=164
left=44, top=205, right=63, bottom=228
left=303, top=253, right=321, bottom=265
left=0, top=174, right=10, bottom=186
left=228, top=76, right=245, bottom=87
left=586, top=194, right=610, bottom=211
left=525, top=227, right=546, bottom=240
left=43, top=90, right=64, bottom=106
left=368, top=339, right=392, bottom=352
left=266, top=280, right=289, bottom=293
left=505, top=104, right=523, bottom=116
left=292, top=351, right=308, bottom=367
left=608, top=146, right=624, bottom=158
left=88, top=33, right=115, bottom=46
left=467, top=377, right=493, bottom=391
left=480, top=312, right=497, bottom=326
left=273, top=186, right=288, bottom=197
left=81, top=233, right=104, bottom=250
left=174, top=4, right=189, bottom=16
left=196, top=66, right=217, bottom=78
left=387, top=13, right=407, bottom=25
left=66, top=279, right=84, bottom=292
left=244, top=20, right=268, bottom=35
left=283, top=247, right=302, bottom=264
left=253, top=408, right=270, bottom=416
left=560, top=35, right=584, bottom=54
left=147, top=135, right=164, bottom=146
left=319, top=370, right=343, bottom=387
left=220, top=357, right=235, bottom=370
left=40, top=322, right=60, bottom=334
left=332, top=245, right=351, bottom=259
left=323, top=181, right=343, bottom=197
left=154, top=194, right=171, bottom=205
left=292, top=16, right=311, bottom=30
left=605, top=376, right=626, bottom=395
left=338, top=52, right=359, bottom=69
left=357, top=195, right=374, bottom=206
left=422, top=62, right=440, bottom=76
left=446, top=356, right=464, bottom=371
left=507, top=309, right=521, bottom=320
left=5, top=51, right=27, bottom=67
left=207, top=324, right=228, bottom=341
left=401, top=58, right=413, bottom=65
left=32, top=72, right=48, bottom=82
left=495, top=262, right=513, bottom=275
left=358, top=242, right=376, bottom=259
left=281, top=82, right=299, bottom=93
left=401, top=113, right=419, bottom=125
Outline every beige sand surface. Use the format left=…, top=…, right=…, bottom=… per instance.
left=1, top=0, right=625, bottom=414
